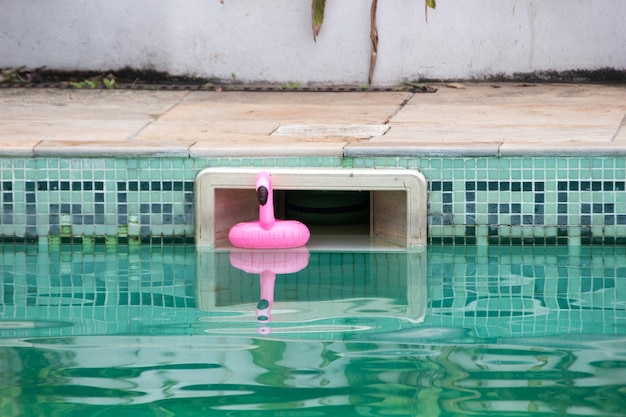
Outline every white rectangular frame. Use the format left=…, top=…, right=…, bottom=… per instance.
left=195, top=168, right=428, bottom=248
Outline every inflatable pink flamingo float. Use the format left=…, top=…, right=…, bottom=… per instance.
left=230, top=248, right=310, bottom=333
left=228, top=171, right=310, bottom=249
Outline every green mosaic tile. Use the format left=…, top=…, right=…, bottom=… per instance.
left=475, top=170, right=487, bottom=180
left=3, top=155, right=626, bottom=245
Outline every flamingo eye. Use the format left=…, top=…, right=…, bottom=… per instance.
left=257, top=186, right=269, bottom=205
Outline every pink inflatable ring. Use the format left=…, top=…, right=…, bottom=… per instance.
left=228, top=172, right=310, bottom=249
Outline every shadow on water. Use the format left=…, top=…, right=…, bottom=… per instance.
left=0, top=244, right=625, bottom=416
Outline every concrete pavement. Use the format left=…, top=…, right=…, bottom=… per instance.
left=1, top=83, right=625, bottom=158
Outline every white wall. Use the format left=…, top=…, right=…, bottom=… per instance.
left=1, top=0, right=624, bottom=85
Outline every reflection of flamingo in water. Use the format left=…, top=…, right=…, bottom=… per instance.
left=229, top=249, right=310, bottom=333
left=228, top=171, right=310, bottom=249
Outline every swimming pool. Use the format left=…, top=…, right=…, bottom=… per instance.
left=1, top=243, right=625, bottom=416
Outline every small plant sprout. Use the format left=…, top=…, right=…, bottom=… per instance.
left=281, top=82, right=300, bottom=90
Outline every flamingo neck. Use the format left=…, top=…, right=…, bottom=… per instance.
left=259, top=271, right=276, bottom=305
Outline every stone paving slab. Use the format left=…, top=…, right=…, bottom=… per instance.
left=379, top=83, right=626, bottom=144
left=0, top=89, right=186, bottom=140
left=1, top=83, right=624, bottom=157
left=139, top=91, right=405, bottom=132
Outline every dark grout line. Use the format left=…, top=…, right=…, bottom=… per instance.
left=610, top=112, right=626, bottom=142
left=125, top=91, right=192, bottom=142
left=384, top=92, right=414, bottom=124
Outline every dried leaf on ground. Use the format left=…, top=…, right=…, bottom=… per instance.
left=404, top=81, right=438, bottom=93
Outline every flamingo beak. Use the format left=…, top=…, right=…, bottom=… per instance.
left=257, top=185, right=269, bottom=206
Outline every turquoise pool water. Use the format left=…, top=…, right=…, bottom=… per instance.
left=1, top=244, right=625, bottom=416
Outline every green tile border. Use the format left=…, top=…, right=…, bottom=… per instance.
left=1, top=156, right=625, bottom=245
